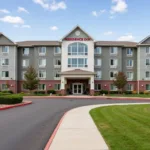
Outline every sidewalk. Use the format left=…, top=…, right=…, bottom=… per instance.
left=46, top=103, right=149, bottom=150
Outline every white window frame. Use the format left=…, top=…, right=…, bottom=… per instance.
left=68, top=58, right=88, bottom=68
left=146, top=84, right=150, bottom=91
left=2, top=46, right=9, bottom=53
left=54, top=70, right=60, bottom=80
left=22, top=59, right=29, bottom=68
left=127, top=72, right=133, bottom=80
left=1, top=58, right=9, bottom=66
left=95, top=47, right=102, bottom=54
left=54, top=84, right=60, bottom=91
left=110, top=71, right=118, bottom=80
left=2, top=71, right=9, bottom=78
left=38, top=70, right=46, bottom=79
left=110, top=84, right=118, bottom=91
left=22, top=71, right=26, bottom=80
left=94, top=84, right=101, bottom=91
left=94, top=58, right=101, bottom=67
left=145, top=71, right=150, bottom=80
left=39, top=59, right=46, bottom=68
left=126, top=48, right=133, bottom=56
left=146, top=58, right=150, bottom=66
left=39, top=47, right=46, bottom=55
left=95, top=71, right=102, bottom=80
left=54, top=58, right=61, bottom=68
left=127, top=84, right=133, bottom=91
left=38, top=84, right=46, bottom=90
left=23, top=48, right=29, bottom=55
left=110, top=47, right=118, bottom=55
left=146, top=47, right=150, bottom=54
left=110, top=59, right=118, bottom=68
left=1, top=84, right=9, bottom=91
left=54, top=47, right=61, bottom=54
left=126, top=60, right=133, bottom=68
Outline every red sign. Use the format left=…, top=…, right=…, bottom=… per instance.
left=64, top=38, right=92, bottom=41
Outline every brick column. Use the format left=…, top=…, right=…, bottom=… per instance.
left=90, top=89, right=94, bottom=96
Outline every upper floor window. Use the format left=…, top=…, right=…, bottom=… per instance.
left=95, top=71, right=102, bottom=79
left=1, top=58, right=9, bottom=66
left=22, top=59, right=29, bottom=67
left=146, top=47, right=150, bottom=54
left=68, top=58, right=87, bottom=68
left=127, top=72, right=133, bottom=80
left=23, top=48, right=29, bottom=55
left=126, top=60, right=133, bottom=67
left=110, top=47, right=118, bottom=55
left=2, top=46, right=9, bottom=53
left=39, top=47, right=46, bottom=55
left=145, top=71, right=150, bottom=79
left=2, top=71, right=9, bottom=78
left=54, top=70, right=60, bottom=79
left=110, top=71, right=118, bottom=79
left=110, top=59, right=118, bottom=68
left=95, top=47, right=102, bottom=54
left=39, top=70, right=46, bottom=79
left=68, top=42, right=88, bottom=56
left=54, top=47, right=61, bottom=54
left=94, top=58, right=101, bottom=66
left=127, top=48, right=133, bottom=56
left=39, top=59, right=46, bottom=67
left=146, top=59, right=150, bottom=66
left=54, top=59, right=61, bottom=68
left=22, top=71, right=26, bottom=80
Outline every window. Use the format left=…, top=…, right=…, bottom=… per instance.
left=146, top=47, right=150, bottom=54
left=95, top=71, right=102, bottom=79
left=110, top=47, right=118, bottom=55
left=146, top=84, right=150, bottom=91
left=95, top=59, right=101, bottom=66
left=127, top=72, right=133, bottom=80
left=110, top=84, right=117, bottom=91
left=68, top=42, right=88, bottom=55
left=22, top=59, right=29, bottom=67
left=39, top=70, right=46, bottom=79
left=38, top=84, right=46, bottom=90
left=95, top=47, right=102, bottom=54
left=39, top=47, right=46, bottom=55
left=2, top=71, right=9, bottom=78
left=1, top=58, right=9, bottom=66
left=54, top=59, right=61, bottom=67
left=54, top=70, right=60, bottom=79
left=146, top=59, right=150, bottom=66
left=127, top=48, right=133, bottom=56
left=94, top=84, right=101, bottom=91
left=68, top=58, right=87, bottom=68
left=146, top=71, right=150, bottom=79
left=127, top=60, right=133, bottom=67
left=22, top=71, right=26, bottom=80
left=110, top=59, right=118, bottom=68
left=1, top=84, right=9, bottom=90
left=55, top=47, right=61, bottom=54
left=23, top=48, right=29, bottom=55
left=127, top=84, right=133, bottom=91
left=2, top=46, right=9, bottom=53
left=110, top=71, right=118, bottom=79
left=54, top=84, right=60, bottom=91
left=39, top=59, right=46, bottom=67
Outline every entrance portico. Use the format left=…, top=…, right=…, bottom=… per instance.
left=60, top=69, right=95, bottom=95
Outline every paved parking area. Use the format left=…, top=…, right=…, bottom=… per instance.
left=0, top=98, right=150, bottom=150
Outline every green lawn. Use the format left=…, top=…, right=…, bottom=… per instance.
left=90, top=104, right=150, bottom=150
left=108, top=94, right=150, bottom=98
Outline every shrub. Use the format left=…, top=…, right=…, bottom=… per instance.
left=110, top=91, right=119, bottom=94
left=100, top=90, right=108, bottom=95
left=132, top=91, right=137, bottom=94
left=47, top=89, right=56, bottom=94
left=0, top=92, right=11, bottom=96
left=144, top=91, right=149, bottom=95
left=34, top=91, right=46, bottom=94
left=124, top=91, right=132, bottom=94
left=1, top=90, right=13, bottom=94
left=0, top=95, right=23, bottom=104
left=94, top=92, right=99, bottom=96
left=139, top=92, right=144, bottom=94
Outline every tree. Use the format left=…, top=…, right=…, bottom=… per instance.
left=23, top=66, right=39, bottom=93
left=113, top=72, right=127, bottom=94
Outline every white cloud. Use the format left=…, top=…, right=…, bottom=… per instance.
left=111, top=0, right=127, bottom=14
left=92, top=9, right=106, bottom=17
left=21, top=25, right=31, bottom=28
left=18, top=7, right=29, bottom=14
left=117, top=34, right=135, bottom=41
left=0, top=16, right=24, bottom=24
left=0, top=9, right=10, bottom=14
left=33, top=0, right=67, bottom=11
left=104, top=31, right=113, bottom=35
left=50, top=26, right=58, bottom=31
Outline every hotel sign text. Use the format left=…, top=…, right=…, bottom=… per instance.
left=65, top=38, right=92, bottom=41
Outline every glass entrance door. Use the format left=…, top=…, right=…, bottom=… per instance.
left=73, top=83, right=83, bottom=95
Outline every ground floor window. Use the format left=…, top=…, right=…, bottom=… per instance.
left=94, top=84, right=101, bottom=91
left=54, top=84, right=60, bottom=91
left=127, top=84, right=133, bottom=91
left=1, top=84, right=9, bottom=90
left=146, top=84, right=150, bottom=91
left=110, top=84, right=117, bottom=91
left=38, top=84, right=46, bottom=90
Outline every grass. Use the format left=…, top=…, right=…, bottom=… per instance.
left=108, top=94, right=150, bottom=98
left=90, top=104, right=150, bottom=150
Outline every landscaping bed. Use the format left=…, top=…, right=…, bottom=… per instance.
left=90, top=104, right=150, bottom=150
left=0, top=95, right=23, bottom=104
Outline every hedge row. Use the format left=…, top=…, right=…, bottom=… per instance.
left=34, top=90, right=56, bottom=95
left=0, top=95, right=23, bottom=104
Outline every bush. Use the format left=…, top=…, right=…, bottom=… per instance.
left=47, top=89, right=56, bottom=94
left=94, top=92, right=99, bottom=96
left=100, top=90, right=108, bottom=95
left=139, top=92, right=144, bottom=94
left=110, top=91, right=119, bottom=94
left=0, top=92, right=11, bottom=96
left=1, top=90, right=13, bottom=94
left=144, top=91, right=149, bottom=95
left=124, top=91, right=132, bottom=94
left=0, top=95, right=23, bottom=104
left=34, top=91, right=46, bottom=94
left=132, top=91, right=137, bottom=94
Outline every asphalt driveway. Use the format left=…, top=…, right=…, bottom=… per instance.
left=0, top=98, right=150, bottom=150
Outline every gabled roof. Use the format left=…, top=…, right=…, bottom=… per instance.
left=17, top=41, right=61, bottom=47
left=61, top=25, right=94, bottom=41
left=138, top=35, right=150, bottom=45
left=0, top=32, right=16, bottom=45
left=95, top=41, right=137, bottom=47
left=61, top=69, right=95, bottom=75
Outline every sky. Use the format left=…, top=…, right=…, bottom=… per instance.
left=0, top=0, right=150, bottom=42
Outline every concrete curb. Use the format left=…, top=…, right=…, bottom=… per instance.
left=0, top=101, right=32, bottom=111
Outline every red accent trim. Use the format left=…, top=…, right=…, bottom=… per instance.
left=0, top=101, right=32, bottom=111
left=44, top=112, right=68, bottom=150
